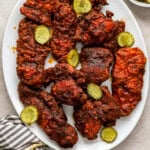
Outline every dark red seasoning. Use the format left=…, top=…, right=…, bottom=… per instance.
left=17, top=18, right=51, bottom=88
left=50, top=34, right=75, bottom=60
left=112, top=47, right=146, bottom=116
left=74, top=8, right=125, bottom=52
left=43, top=63, right=85, bottom=86
left=20, top=0, right=55, bottom=27
left=18, top=82, right=78, bottom=148
left=51, top=79, right=87, bottom=106
left=74, top=100, right=102, bottom=139
left=80, top=47, right=113, bottom=84
left=74, top=86, right=121, bottom=139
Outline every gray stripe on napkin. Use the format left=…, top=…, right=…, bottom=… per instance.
left=0, top=115, right=52, bottom=150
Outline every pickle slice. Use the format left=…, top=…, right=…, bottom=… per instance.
left=25, top=142, right=45, bottom=150
left=100, top=127, right=117, bottom=143
left=67, top=49, right=79, bottom=67
left=117, top=32, right=134, bottom=47
left=20, top=106, right=39, bottom=125
left=87, top=83, right=103, bottom=100
left=73, top=0, right=92, bottom=14
left=34, top=25, right=52, bottom=45
left=145, top=0, right=150, bottom=3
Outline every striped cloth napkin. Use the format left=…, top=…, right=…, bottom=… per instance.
left=0, top=115, right=53, bottom=150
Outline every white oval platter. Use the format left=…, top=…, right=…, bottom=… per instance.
left=2, top=0, right=149, bottom=150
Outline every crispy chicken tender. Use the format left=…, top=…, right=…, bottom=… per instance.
left=98, top=86, right=121, bottom=126
left=74, top=9, right=125, bottom=52
left=20, top=0, right=55, bottom=26
left=74, top=100, right=102, bottom=139
left=102, top=20, right=125, bottom=52
left=17, top=18, right=51, bottom=88
left=74, top=86, right=120, bottom=139
left=52, top=2, right=77, bottom=34
left=50, top=2, right=77, bottom=60
left=112, top=47, right=146, bottom=116
left=18, top=82, right=78, bottom=148
left=20, top=0, right=77, bottom=27
left=43, top=63, right=85, bottom=86
left=50, top=34, right=75, bottom=60
left=80, top=47, right=113, bottom=84
left=51, top=79, right=87, bottom=106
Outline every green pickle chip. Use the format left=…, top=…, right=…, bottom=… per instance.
left=73, top=0, right=92, bottom=14
left=67, top=49, right=79, bottom=67
left=20, top=106, right=39, bottom=125
left=145, top=0, right=150, bottom=3
left=87, top=83, right=103, bottom=100
left=117, top=31, right=134, bottom=47
left=34, top=25, right=52, bottom=45
left=101, top=127, right=118, bottom=143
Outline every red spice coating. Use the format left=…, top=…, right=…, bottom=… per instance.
left=80, top=47, right=113, bottom=84
left=18, top=82, right=78, bottom=148
left=51, top=79, right=87, bottom=106
left=74, top=8, right=125, bottom=52
left=74, top=86, right=120, bottom=139
left=112, top=47, right=146, bottom=116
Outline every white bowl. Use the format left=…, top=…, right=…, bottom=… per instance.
left=129, top=0, right=150, bottom=7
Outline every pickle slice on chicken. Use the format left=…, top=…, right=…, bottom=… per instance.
left=73, top=0, right=92, bottom=14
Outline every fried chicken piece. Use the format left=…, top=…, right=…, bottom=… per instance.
left=50, top=34, right=75, bottom=60
left=74, top=100, right=102, bottom=139
left=97, top=86, right=121, bottom=126
left=50, top=2, right=77, bottom=60
left=17, top=18, right=51, bottom=88
left=18, top=82, right=78, bottom=148
left=112, top=47, right=146, bottom=116
left=51, top=79, right=87, bottom=106
left=102, top=20, right=125, bottom=52
left=20, top=0, right=56, bottom=26
left=52, top=2, right=77, bottom=34
left=74, top=9, right=125, bottom=52
left=80, top=47, right=113, bottom=84
left=74, top=9, right=114, bottom=44
left=43, top=63, right=85, bottom=86
left=74, top=86, right=120, bottom=139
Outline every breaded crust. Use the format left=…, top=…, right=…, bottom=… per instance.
left=18, top=82, right=78, bottom=148
left=80, top=47, right=113, bottom=84
left=112, top=47, right=146, bottom=116
left=17, top=18, right=51, bottom=88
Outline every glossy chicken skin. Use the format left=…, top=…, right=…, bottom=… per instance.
left=20, top=0, right=55, bottom=27
left=80, top=47, right=113, bottom=84
left=17, top=18, right=51, bottom=88
left=18, top=82, right=78, bottom=147
left=74, top=86, right=120, bottom=139
left=97, top=86, right=121, bottom=126
left=112, top=47, right=146, bottom=116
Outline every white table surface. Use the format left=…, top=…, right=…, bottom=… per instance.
left=0, top=0, right=150, bottom=150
